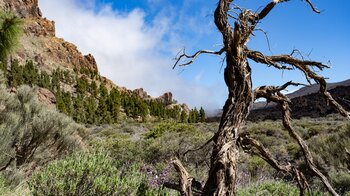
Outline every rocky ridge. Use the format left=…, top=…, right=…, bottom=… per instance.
left=249, top=82, right=350, bottom=121
left=1, top=0, right=187, bottom=111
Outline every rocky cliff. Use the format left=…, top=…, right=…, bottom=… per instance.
left=0, top=0, right=41, bottom=18
left=0, top=0, right=186, bottom=109
left=1, top=0, right=99, bottom=73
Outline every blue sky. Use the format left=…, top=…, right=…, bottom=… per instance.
left=39, top=0, right=350, bottom=112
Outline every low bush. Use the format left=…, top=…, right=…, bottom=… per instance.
left=329, top=170, right=350, bottom=195
left=0, top=84, right=84, bottom=172
left=237, top=180, right=326, bottom=196
left=29, top=152, right=167, bottom=196
left=145, top=122, right=196, bottom=139
left=237, top=180, right=299, bottom=195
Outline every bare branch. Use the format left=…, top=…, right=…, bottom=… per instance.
left=227, top=13, right=238, bottom=20
left=305, top=0, right=321, bottom=13
left=163, top=182, right=181, bottom=192
left=183, top=136, right=214, bottom=157
left=249, top=0, right=289, bottom=22
left=254, top=28, right=272, bottom=52
left=0, top=157, right=14, bottom=172
left=246, top=50, right=293, bottom=70
left=172, top=157, right=193, bottom=196
left=276, top=81, right=308, bottom=92
left=291, top=48, right=306, bottom=61
left=254, top=81, right=306, bottom=102
left=238, top=134, right=311, bottom=195
left=239, top=134, right=291, bottom=173
left=249, top=0, right=319, bottom=23
left=247, top=49, right=329, bottom=70
left=173, top=48, right=225, bottom=69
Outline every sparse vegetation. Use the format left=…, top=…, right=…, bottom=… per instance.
left=0, top=2, right=348, bottom=196
left=29, top=152, right=152, bottom=196
left=0, top=79, right=348, bottom=195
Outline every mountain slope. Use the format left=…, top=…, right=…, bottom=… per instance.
left=249, top=82, right=350, bottom=121
left=0, top=0, right=200, bottom=123
left=207, top=79, right=350, bottom=122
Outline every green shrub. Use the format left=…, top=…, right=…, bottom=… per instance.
left=29, top=152, right=155, bottom=196
left=0, top=174, right=8, bottom=193
left=0, top=84, right=84, bottom=171
left=329, top=170, right=350, bottom=195
left=237, top=180, right=326, bottom=196
left=145, top=122, right=196, bottom=139
left=308, top=123, right=350, bottom=168
left=92, top=133, right=144, bottom=163
left=246, top=156, right=269, bottom=180
left=237, top=180, right=299, bottom=195
left=143, top=123, right=210, bottom=163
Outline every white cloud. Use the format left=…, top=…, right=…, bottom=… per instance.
left=39, top=0, right=224, bottom=111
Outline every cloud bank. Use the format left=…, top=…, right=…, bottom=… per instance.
left=39, top=0, right=224, bottom=112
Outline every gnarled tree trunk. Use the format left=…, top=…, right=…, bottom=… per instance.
left=203, top=2, right=253, bottom=195
left=173, top=1, right=348, bottom=195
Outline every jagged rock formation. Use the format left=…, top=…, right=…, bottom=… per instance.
left=1, top=0, right=98, bottom=73
left=157, top=92, right=173, bottom=105
left=133, top=88, right=151, bottom=99
left=0, top=0, right=189, bottom=113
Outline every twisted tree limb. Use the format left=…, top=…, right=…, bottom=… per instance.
left=173, top=48, right=225, bottom=69
left=254, top=84, right=339, bottom=196
left=248, top=49, right=350, bottom=119
left=183, top=136, right=214, bottom=157
left=238, top=134, right=311, bottom=195
left=171, top=0, right=344, bottom=195
left=172, top=157, right=193, bottom=196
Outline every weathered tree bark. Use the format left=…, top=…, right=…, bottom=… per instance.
left=202, top=1, right=253, bottom=195
left=172, top=158, right=193, bottom=196
left=172, top=0, right=348, bottom=195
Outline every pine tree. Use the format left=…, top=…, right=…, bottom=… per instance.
left=55, top=90, right=66, bottom=114
left=180, top=110, right=188, bottom=123
left=108, top=88, right=120, bottom=123
left=9, top=60, right=23, bottom=87
left=85, top=97, right=97, bottom=124
left=199, top=107, right=206, bottom=122
left=38, top=71, right=51, bottom=89
left=73, top=95, right=85, bottom=123
left=96, top=84, right=109, bottom=124
left=61, top=92, right=73, bottom=115
left=188, top=108, right=199, bottom=123
left=90, top=80, right=98, bottom=98
left=99, top=83, right=108, bottom=98
left=23, top=60, right=39, bottom=85
left=76, top=76, right=89, bottom=94
left=0, top=11, right=23, bottom=63
left=51, top=70, right=60, bottom=93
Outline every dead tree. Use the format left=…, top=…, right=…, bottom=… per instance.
left=173, top=0, right=350, bottom=196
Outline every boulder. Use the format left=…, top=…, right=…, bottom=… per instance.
left=37, top=87, right=56, bottom=106
left=157, top=92, right=173, bottom=105
left=133, top=88, right=150, bottom=99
